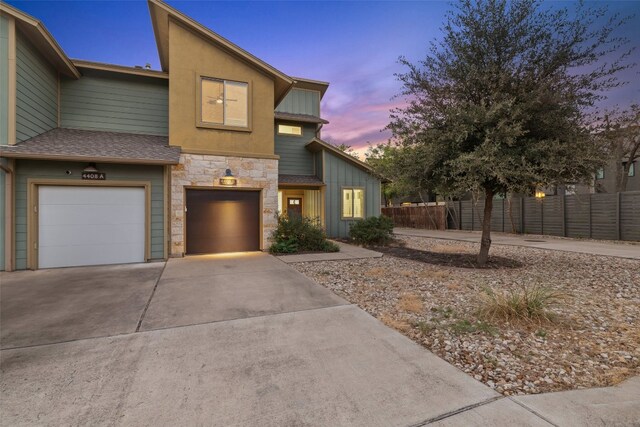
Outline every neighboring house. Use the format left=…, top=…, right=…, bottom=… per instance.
left=0, top=0, right=381, bottom=271
left=594, top=159, right=639, bottom=193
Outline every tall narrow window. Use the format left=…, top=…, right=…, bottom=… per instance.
left=201, top=77, right=248, bottom=128
left=342, top=188, right=365, bottom=219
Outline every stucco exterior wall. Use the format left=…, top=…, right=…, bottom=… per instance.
left=168, top=21, right=276, bottom=157
left=170, top=153, right=278, bottom=256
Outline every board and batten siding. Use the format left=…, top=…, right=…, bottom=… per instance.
left=275, top=123, right=316, bottom=175
left=323, top=151, right=381, bottom=238
left=276, top=88, right=320, bottom=117
left=1, top=15, right=9, bottom=146
left=15, top=29, right=58, bottom=143
left=61, top=70, right=168, bottom=136
left=0, top=15, right=9, bottom=270
left=13, top=160, right=165, bottom=270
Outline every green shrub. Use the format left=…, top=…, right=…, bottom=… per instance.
left=269, top=215, right=339, bottom=254
left=348, top=215, right=394, bottom=245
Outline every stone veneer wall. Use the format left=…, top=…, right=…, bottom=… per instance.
left=170, top=153, right=278, bottom=256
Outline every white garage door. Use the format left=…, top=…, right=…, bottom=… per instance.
left=38, top=186, right=146, bottom=268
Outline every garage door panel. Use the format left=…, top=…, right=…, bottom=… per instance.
left=39, top=243, right=145, bottom=269
left=38, top=186, right=146, bottom=269
left=39, top=186, right=145, bottom=205
left=39, top=204, right=145, bottom=226
left=39, top=223, right=145, bottom=246
left=186, top=190, right=260, bottom=254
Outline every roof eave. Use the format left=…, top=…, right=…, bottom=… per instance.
left=291, top=77, right=330, bottom=98
left=306, top=138, right=378, bottom=175
left=147, top=0, right=294, bottom=105
left=274, top=113, right=329, bottom=125
left=1, top=3, right=80, bottom=79
left=72, top=59, right=169, bottom=79
left=0, top=151, right=179, bottom=165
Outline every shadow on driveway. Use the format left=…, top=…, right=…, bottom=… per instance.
left=0, top=263, right=163, bottom=349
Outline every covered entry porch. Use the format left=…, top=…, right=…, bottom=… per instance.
left=277, top=174, right=325, bottom=225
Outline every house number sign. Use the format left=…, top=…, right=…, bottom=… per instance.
left=82, top=172, right=106, bottom=180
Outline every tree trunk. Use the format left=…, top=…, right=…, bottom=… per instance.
left=477, top=188, right=494, bottom=265
left=620, top=135, right=640, bottom=192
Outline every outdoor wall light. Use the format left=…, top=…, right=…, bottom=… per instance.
left=219, top=169, right=237, bottom=186
left=83, top=162, right=99, bottom=173
left=535, top=190, right=546, bottom=199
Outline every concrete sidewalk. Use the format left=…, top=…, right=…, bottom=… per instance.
left=394, top=228, right=640, bottom=259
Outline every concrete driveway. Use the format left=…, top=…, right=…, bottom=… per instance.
left=0, top=262, right=163, bottom=349
left=2, top=253, right=635, bottom=425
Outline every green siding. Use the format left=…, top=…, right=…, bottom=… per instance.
left=323, top=151, right=381, bottom=238
left=13, top=160, right=165, bottom=269
left=0, top=163, right=5, bottom=271
left=276, top=88, right=320, bottom=117
left=275, top=123, right=316, bottom=175
left=15, top=30, right=58, bottom=143
left=0, top=16, right=9, bottom=270
left=1, top=15, right=9, bottom=146
left=315, top=152, right=323, bottom=181
left=61, top=70, right=168, bottom=135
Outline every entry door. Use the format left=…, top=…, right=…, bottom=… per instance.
left=287, top=198, right=302, bottom=219
left=186, top=189, right=260, bottom=254
left=38, top=186, right=146, bottom=268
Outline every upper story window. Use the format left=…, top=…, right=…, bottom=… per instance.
left=278, top=124, right=302, bottom=136
left=624, top=161, right=635, bottom=177
left=199, top=77, right=249, bottom=129
left=595, top=168, right=604, bottom=180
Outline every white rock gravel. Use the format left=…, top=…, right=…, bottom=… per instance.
left=291, top=235, right=640, bottom=396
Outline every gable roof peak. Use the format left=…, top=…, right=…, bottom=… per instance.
left=147, top=0, right=293, bottom=105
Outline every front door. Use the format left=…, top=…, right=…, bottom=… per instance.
left=287, top=197, right=302, bottom=219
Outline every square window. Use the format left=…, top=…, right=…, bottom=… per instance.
left=201, top=77, right=248, bottom=128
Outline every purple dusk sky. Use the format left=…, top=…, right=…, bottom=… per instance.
left=7, top=1, right=640, bottom=158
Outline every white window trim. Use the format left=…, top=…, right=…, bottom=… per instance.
left=341, top=187, right=365, bottom=220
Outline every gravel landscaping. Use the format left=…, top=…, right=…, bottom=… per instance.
left=292, top=235, right=640, bottom=396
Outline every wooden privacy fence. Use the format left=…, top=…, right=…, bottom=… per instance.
left=444, top=191, right=640, bottom=241
left=382, top=205, right=447, bottom=230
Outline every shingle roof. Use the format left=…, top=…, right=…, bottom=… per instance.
left=0, top=128, right=181, bottom=164
left=274, top=112, right=329, bottom=124
left=278, top=174, right=324, bottom=186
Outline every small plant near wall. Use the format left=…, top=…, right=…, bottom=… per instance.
left=349, top=215, right=394, bottom=246
left=269, top=215, right=339, bottom=254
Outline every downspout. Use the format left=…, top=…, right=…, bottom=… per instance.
left=1, top=158, right=15, bottom=271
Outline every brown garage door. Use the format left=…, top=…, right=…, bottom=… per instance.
left=186, top=189, right=260, bottom=254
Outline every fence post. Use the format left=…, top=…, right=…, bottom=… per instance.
left=561, top=195, right=566, bottom=237
left=471, top=202, right=474, bottom=231
left=520, top=197, right=525, bottom=234
left=589, top=193, right=593, bottom=239
left=540, top=198, right=544, bottom=235
left=458, top=200, right=462, bottom=230
left=616, top=192, right=621, bottom=240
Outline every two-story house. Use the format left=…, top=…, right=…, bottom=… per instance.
left=0, top=0, right=381, bottom=271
